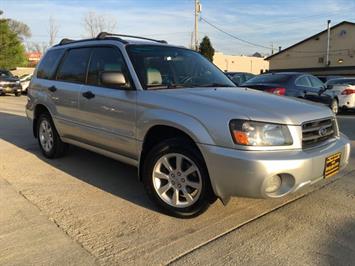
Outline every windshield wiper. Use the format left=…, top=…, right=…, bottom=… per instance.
left=199, top=83, right=235, bottom=88
left=147, top=83, right=190, bottom=90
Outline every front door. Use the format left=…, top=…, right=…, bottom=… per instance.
left=77, top=46, right=137, bottom=159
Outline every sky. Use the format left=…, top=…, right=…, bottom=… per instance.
left=2, top=0, right=355, bottom=55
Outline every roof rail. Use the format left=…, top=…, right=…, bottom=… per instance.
left=59, top=38, right=75, bottom=45
left=96, top=32, right=168, bottom=44
left=56, top=37, right=98, bottom=47
left=56, top=33, right=167, bottom=47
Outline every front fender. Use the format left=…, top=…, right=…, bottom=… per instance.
left=136, top=109, right=215, bottom=146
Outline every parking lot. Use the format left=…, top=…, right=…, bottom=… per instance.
left=0, top=95, right=354, bottom=265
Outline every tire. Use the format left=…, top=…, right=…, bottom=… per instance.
left=15, top=92, right=21, bottom=97
left=37, top=113, right=67, bottom=158
left=330, top=99, right=339, bottom=115
left=142, top=138, right=215, bottom=218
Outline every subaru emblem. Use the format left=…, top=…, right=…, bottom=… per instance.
left=318, top=127, right=327, bottom=136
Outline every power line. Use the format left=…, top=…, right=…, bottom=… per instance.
left=200, top=16, right=272, bottom=50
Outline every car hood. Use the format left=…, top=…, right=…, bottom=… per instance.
left=0, top=76, right=19, bottom=83
left=154, top=87, right=333, bottom=125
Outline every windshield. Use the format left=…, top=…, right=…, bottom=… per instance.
left=243, top=74, right=291, bottom=85
left=0, top=70, right=13, bottom=77
left=126, top=45, right=235, bottom=90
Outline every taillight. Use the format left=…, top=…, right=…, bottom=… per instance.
left=341, top=88, right=355, bottom=95
left=265, top=87, right=286, bottom=96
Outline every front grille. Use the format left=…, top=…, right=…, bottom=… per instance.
left=1, top=83, right=17, bottom=88
left=302, top=118, right=336, bottom=149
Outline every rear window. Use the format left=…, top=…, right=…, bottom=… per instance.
left=243, top=74, right=291, bottom=84
left=327, top=78, right=355, bottom=86
left=37, top=49, right=64, bottom=79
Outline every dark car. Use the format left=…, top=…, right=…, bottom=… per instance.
left=240, top=72, right=339, bottom=114
left=0, top=69, right=22, bottom=96
left=317, top=75, right=344, bottom=83
left=225, top=72, right=255, bottom=86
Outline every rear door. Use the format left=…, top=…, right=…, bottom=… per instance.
left=77, top=46, right=137, bottom=159
left=53, top=47, right=92, bottom=138
left=294, top=75, right=313, bottom=98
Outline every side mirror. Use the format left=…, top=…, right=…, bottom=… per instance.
left=101, top=71, right=127, bottom=87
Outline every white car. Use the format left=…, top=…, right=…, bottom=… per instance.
left=326, top=78, right=355, bottom=112
left=20, top=74, right=33, bottom=93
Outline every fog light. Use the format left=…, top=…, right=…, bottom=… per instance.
left=265, top=175, right=282, bottom=193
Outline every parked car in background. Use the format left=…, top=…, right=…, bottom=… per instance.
left=20, top=73, right=33, bottom=94
left=0, top=69, right=22, bottom=96
left=325, top=78, right=355, bottom=112
left=225, top=72, right=255, bottom=86
left=240, top=72, right=339, bottom=114
left=317, top=75, right=344, bottom=83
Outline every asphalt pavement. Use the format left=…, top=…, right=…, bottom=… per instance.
left=0, top=95, right=354, bottom=265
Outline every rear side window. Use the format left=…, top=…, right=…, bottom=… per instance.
left=295, top=76, right=311, bottom=87
left=244, top=74, right=290, bottom=84
left=37, top=49, right=64, bottom=79
left=87, top=47, right=130, bottom=88
left=56, top=48, right=91, bottom=83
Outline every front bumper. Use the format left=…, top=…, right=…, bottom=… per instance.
left=199, top=133, right=351, bottom=204
left=0, top=85, right=22, bottom=94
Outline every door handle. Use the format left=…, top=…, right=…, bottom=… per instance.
left=82, top=90, right=95, bottom=99
left=48, top=85, right=57, bottom=92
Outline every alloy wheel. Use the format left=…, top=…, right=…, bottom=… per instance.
left=152, top=153, right=202, bottom=208
left=39, top=119, right=54, bottom=152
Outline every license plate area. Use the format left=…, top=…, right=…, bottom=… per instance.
left=324, top=152, right=341, bottom=179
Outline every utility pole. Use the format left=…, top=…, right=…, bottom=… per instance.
left=194, top=0, right=202, bottom=51
left=271, top=42, right=274, bottom=55
left=326, top=20, right=331, bottom=66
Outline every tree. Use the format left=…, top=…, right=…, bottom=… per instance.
left=83, top=11, right=117, bottom=38
left=49, top=16, right=59, bottom=46
left=199, top=36, right=215, bottom=62
left=0, top=19, right=27, bottom=69
left=28, top=42, right=48, bottom=54
left=7, top=19, right=31, bottom=40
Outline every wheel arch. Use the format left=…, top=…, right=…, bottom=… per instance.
left=33, top=104, right=51, bottom=138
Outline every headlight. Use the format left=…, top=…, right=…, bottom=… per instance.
left=16, top=81, right=20, bottom=84
left=229, top=119, right=293, bottom=146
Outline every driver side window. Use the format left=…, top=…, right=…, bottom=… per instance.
left=309, top=76, right=324, bottom=89
left=87, top=47, right=131, bottom=89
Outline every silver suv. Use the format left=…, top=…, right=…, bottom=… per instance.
left=26, top=33, right=351, bottom=217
